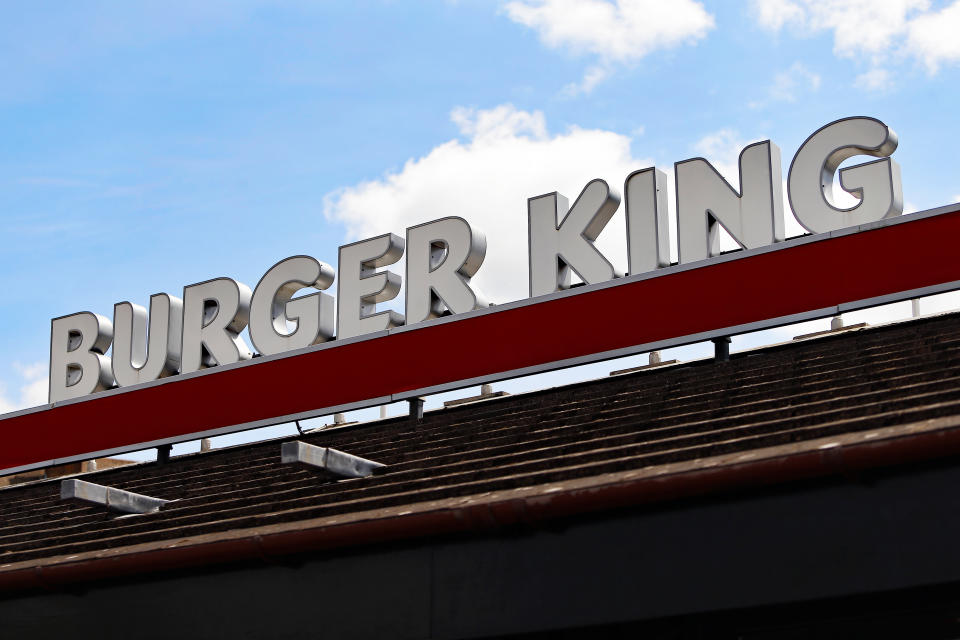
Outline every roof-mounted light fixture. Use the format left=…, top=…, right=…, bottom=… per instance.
left=61, top=479, right=168, bottom=514
left=280, top=441, right=385, bottom=478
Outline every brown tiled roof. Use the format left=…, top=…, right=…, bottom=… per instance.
left=3, top=311, right=960, bottom=591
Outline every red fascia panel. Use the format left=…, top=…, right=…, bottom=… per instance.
left=2, top=208, right=959, bottom=473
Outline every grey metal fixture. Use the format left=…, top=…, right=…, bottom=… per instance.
left=409, top=397, right=425, bottom=420
left=443, top=384, right=509, bottom=408
left=712, top=337, right=731, bottom=362
left=794, top=321, right=868, bottom=341
left=280, top=441, right=385, bottom=478
left=609, top=351, right=679, bottom=376
left=61, top=479, right=168, bottom=514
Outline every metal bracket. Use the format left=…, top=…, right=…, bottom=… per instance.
left=443, top=384, right=510, bottom=408
left=280, top=441, right=385, bottom=478
left=712, top=336, right=731, bottom=362
left=408, top=397, right=425, bottom=420
left=61, top=479, right=169, bottom=514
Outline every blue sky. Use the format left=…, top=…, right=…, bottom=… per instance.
left=2, top=1, right=960, bottom=456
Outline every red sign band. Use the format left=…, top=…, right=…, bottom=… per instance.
left=2, top=205, right=959, bottom=475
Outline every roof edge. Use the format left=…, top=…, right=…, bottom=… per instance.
left=4, top=417, right=960, bottom=597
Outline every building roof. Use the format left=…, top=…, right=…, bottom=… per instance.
left=3, top=310, right=960, bottom=594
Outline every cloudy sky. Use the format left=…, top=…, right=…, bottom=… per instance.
left=2, top=0, right=960, bottom=453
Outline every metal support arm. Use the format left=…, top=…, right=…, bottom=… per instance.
left=281, top=441, right=385, bottom=478
left=61, top=479, right=169, bottom=514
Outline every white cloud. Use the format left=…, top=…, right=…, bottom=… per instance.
left=561, top=64, right=611, bottom=97
left=754, top=0, right=806, bottom=30
left=770, top=62, right=821, bottom=100
left=749, top=62, right=821, bottom=108
left=906, top=2, right=960, bottom=71
left=503, top=0, right=714, bottom=93
left=751, top=0, right=928, bottom=58
left=751, top=0, right=960, bottom=80
left=449, top=104, right=547, bottom=139
left=0, top=362, right=47, bottom=414
left=325, top=104, right=650, bottom=304
left=854, top=67, right=893, bottom=91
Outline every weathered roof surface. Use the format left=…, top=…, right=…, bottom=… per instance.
left=3, top=311, right=960, bottom=588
